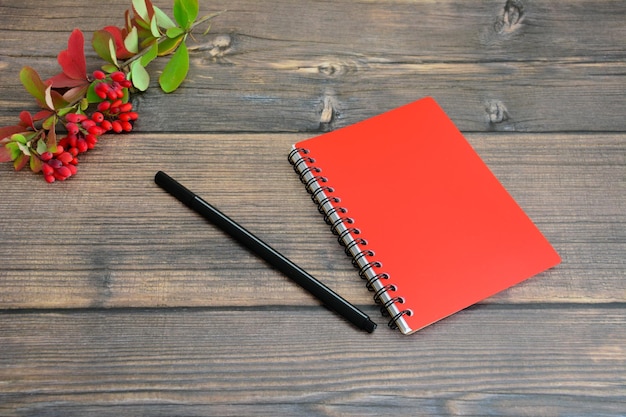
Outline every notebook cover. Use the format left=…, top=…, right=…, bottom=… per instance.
left=292, top=97, right=561, bottom=334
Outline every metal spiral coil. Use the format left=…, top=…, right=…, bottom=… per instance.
left=389, top=310, right=412, bottom=330
left=288, top=147, right=408, bottom=331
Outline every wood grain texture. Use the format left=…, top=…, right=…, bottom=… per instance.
left=0, top=0, right=624, bottom=416
left=0, top=133, right=624, bottom=309
left=1, top=0, right=626, bottom=132
left=0, top=307, right=624, bottom=416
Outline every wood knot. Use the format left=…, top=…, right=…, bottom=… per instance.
left=494, top=0, right=525, bottom=34
left=190, top=34, right=232, bottom=57
left=485, top=100, right=509, bottom=124
left=318, top=94, right=339, bottom=130
left=317, top=58, right=360, bottom=77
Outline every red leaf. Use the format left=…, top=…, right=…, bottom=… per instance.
left=14, top=153, right=29, bottom=171
left=19, top=111, right=36, bottom=129
left=46, top=124, right=58, bottom=151
left=33, top=110, right=55, bottom=121
left=0, top=145, right=12, bottom=163
left=57, top=29, right=87, bottom=82
left=102, top=26, right=135, bottom=59
left=0, top=125, right=28, bottom=141
left=47, top=72, right=87, bottom=89
left=62, top=84, right=90, bottom=104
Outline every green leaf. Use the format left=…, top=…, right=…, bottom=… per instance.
left=166, top=27, right=185, bottom=39
left=41, top=84, right=69, bottom=112
left=124, top=26, right=139, bottom=54
left=130, top=61, right=150, bottom=91
left=185, top=0, right=199, bottom=24
left=102, top=64, right=119, bottom=73
left=30, top=153, right=43, bottom=173
left=159, top=41, right=189, bottom=93
left=36, top=138, right=48, bottom=154
left=17, top=141, right=31, bottom=156
left=86, top=82, right=102, bottom=103
left=12, top=134, right=27, bottom=144
left=132, top=0, right=150, bottom=22
left=6, top=142, right=21, bottom=160
left=141, top=41, right=159, bottom=66
left=14, top=153, right=29, bottom=171
left=157, top=34, right=184, bottom=56
left=57, top=107, right=73, bottom=117
left=150, top=15, right=161, bottom=38
left=92, top=30, right=119, bottom=66
left=42, top=115, right=57, bottom=130
left=173, top=0, right=189, bottom=29
left=19, top=67, right=48, bottom=106
left=174, top=0, right=198, bottom=29
left=154, top=6, right=176, bottom=29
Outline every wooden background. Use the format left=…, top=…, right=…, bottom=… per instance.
left=1, top=0, right=624, bottom=415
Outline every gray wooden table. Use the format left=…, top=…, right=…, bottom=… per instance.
left=1, top=1, right=624, bottom=415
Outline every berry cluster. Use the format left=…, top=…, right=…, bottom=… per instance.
left=38, top=70, right=138, bottom=183
left=1, top=0, right=218, bottom=183
left=93, top=70, right=130, bottom=100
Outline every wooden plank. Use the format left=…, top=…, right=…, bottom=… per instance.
left=0, top=133, right=623, bottom=308
left=0, top=307, right=624, bottom=416
left=1, top=0, right=625, bottom=132
left=1, top=48, right=625, bottom=133
left=1, top=0, right=624, bottom=61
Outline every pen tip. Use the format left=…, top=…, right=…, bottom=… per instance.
left=364, top=319, right=377, bottom=333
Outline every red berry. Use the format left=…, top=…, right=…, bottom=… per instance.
left=100, top=120, right=113, bottom=131
left=69, top=147, right=79, bottom=157
left=111, top=72, right=126, bottom=82
left=65, top=113, right=87, bottom=123
left=56, top=166, right=71, bottom=179
left=40, top=151, right=53, bottom=162
left=97, top=101, right=111, bottom=112
left=111, top=121, right=123, bottom=133
left=57, top=152, right=73, bottom=164
left=53, top=146, right=64, bottom=156
left=66, top=122, right=79, bottom=136
left=42, top=163, right=54, bottom=176
left=49, top=159, right=62, bottom=169
left=86, top=134, right=98, bottom=146
left=81, top=120, right=96, bottom=129
left=93, top=70, right=106, bottom=80
left=67, top=164, right=78, bottom=176
left=58, top=137, right=69, bottom=148
left=88, top=126, right=104, bottom=136
left=44, top=174, right=55, bottom=183
left=91, top=112, right=104, bottom=123
left=121, top=121, right=133, bottom=132
left=95, top=83, right=109, bottom=99
left=77, top=139, right=88, bottom=153
left=119, top=103, right=133, bottom=113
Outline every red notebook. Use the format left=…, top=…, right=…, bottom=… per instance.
left=288, top=97, right=560, bottom=334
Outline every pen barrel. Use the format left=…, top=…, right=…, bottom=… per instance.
left=155, top=171, right=376, bottom=333
left=190, top=197, right=376, bottom=333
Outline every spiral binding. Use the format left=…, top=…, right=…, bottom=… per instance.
left=289, top=147, right=412, bottom=331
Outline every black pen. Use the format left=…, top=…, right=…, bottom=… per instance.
left=154, top=171, right=377, bottom=333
